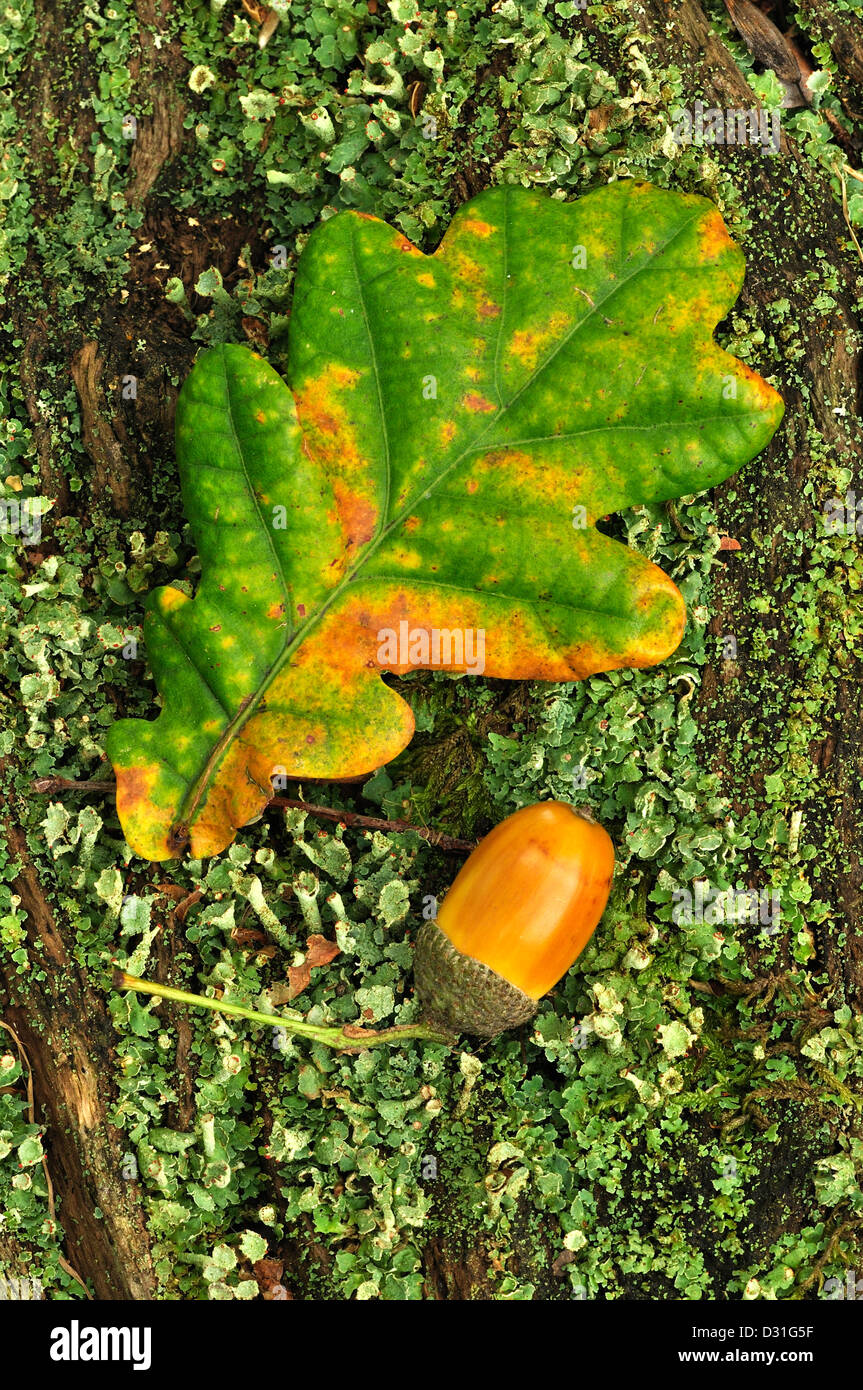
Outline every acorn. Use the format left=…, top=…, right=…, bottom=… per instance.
left=414, top=801, right=615, bottom=1038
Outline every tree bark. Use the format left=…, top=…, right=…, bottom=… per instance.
left=0, top=814, right=156, bottom=1298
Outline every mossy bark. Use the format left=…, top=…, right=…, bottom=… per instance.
left=0, top=813, right=157, bottom=1298
left=634, top=0, right=863, bottom=1003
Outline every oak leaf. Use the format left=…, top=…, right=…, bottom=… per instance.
left=106, top=181, right=783, bottom=860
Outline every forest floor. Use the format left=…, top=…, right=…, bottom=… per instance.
left=1, top=0, right=863, bottom=1300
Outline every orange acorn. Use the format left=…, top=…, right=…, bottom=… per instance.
left=414, top=801, right=615, bottom=1037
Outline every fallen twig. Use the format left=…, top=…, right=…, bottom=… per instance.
left=31, top=778, right=475, bottom=853
left=269, top=796, right=475, bottom=852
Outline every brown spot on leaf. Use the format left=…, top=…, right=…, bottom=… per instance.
left=461, top=218, right=494, bottom=238
left=698, top=209, right=733, bottom=260
left=509, top=312, right=572, bottom=369
left=294, top=363, right=378, bottom=561
left=463, top=392, right=496, bottom=414
left=736, top=360, right=784, bottom=413
left=331, top=479, right=377, bottom=548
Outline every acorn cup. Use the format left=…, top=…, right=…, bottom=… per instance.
left=413, top=801, right=615, bottom=1038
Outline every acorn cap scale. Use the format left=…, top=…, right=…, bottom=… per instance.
left=413, top=918, right=538, bottom=1039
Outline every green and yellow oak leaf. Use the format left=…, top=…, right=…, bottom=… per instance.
left=106, top=180, right=783, bottom=860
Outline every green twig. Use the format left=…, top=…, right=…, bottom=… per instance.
left=112, top=970, right=455, bottom=1051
